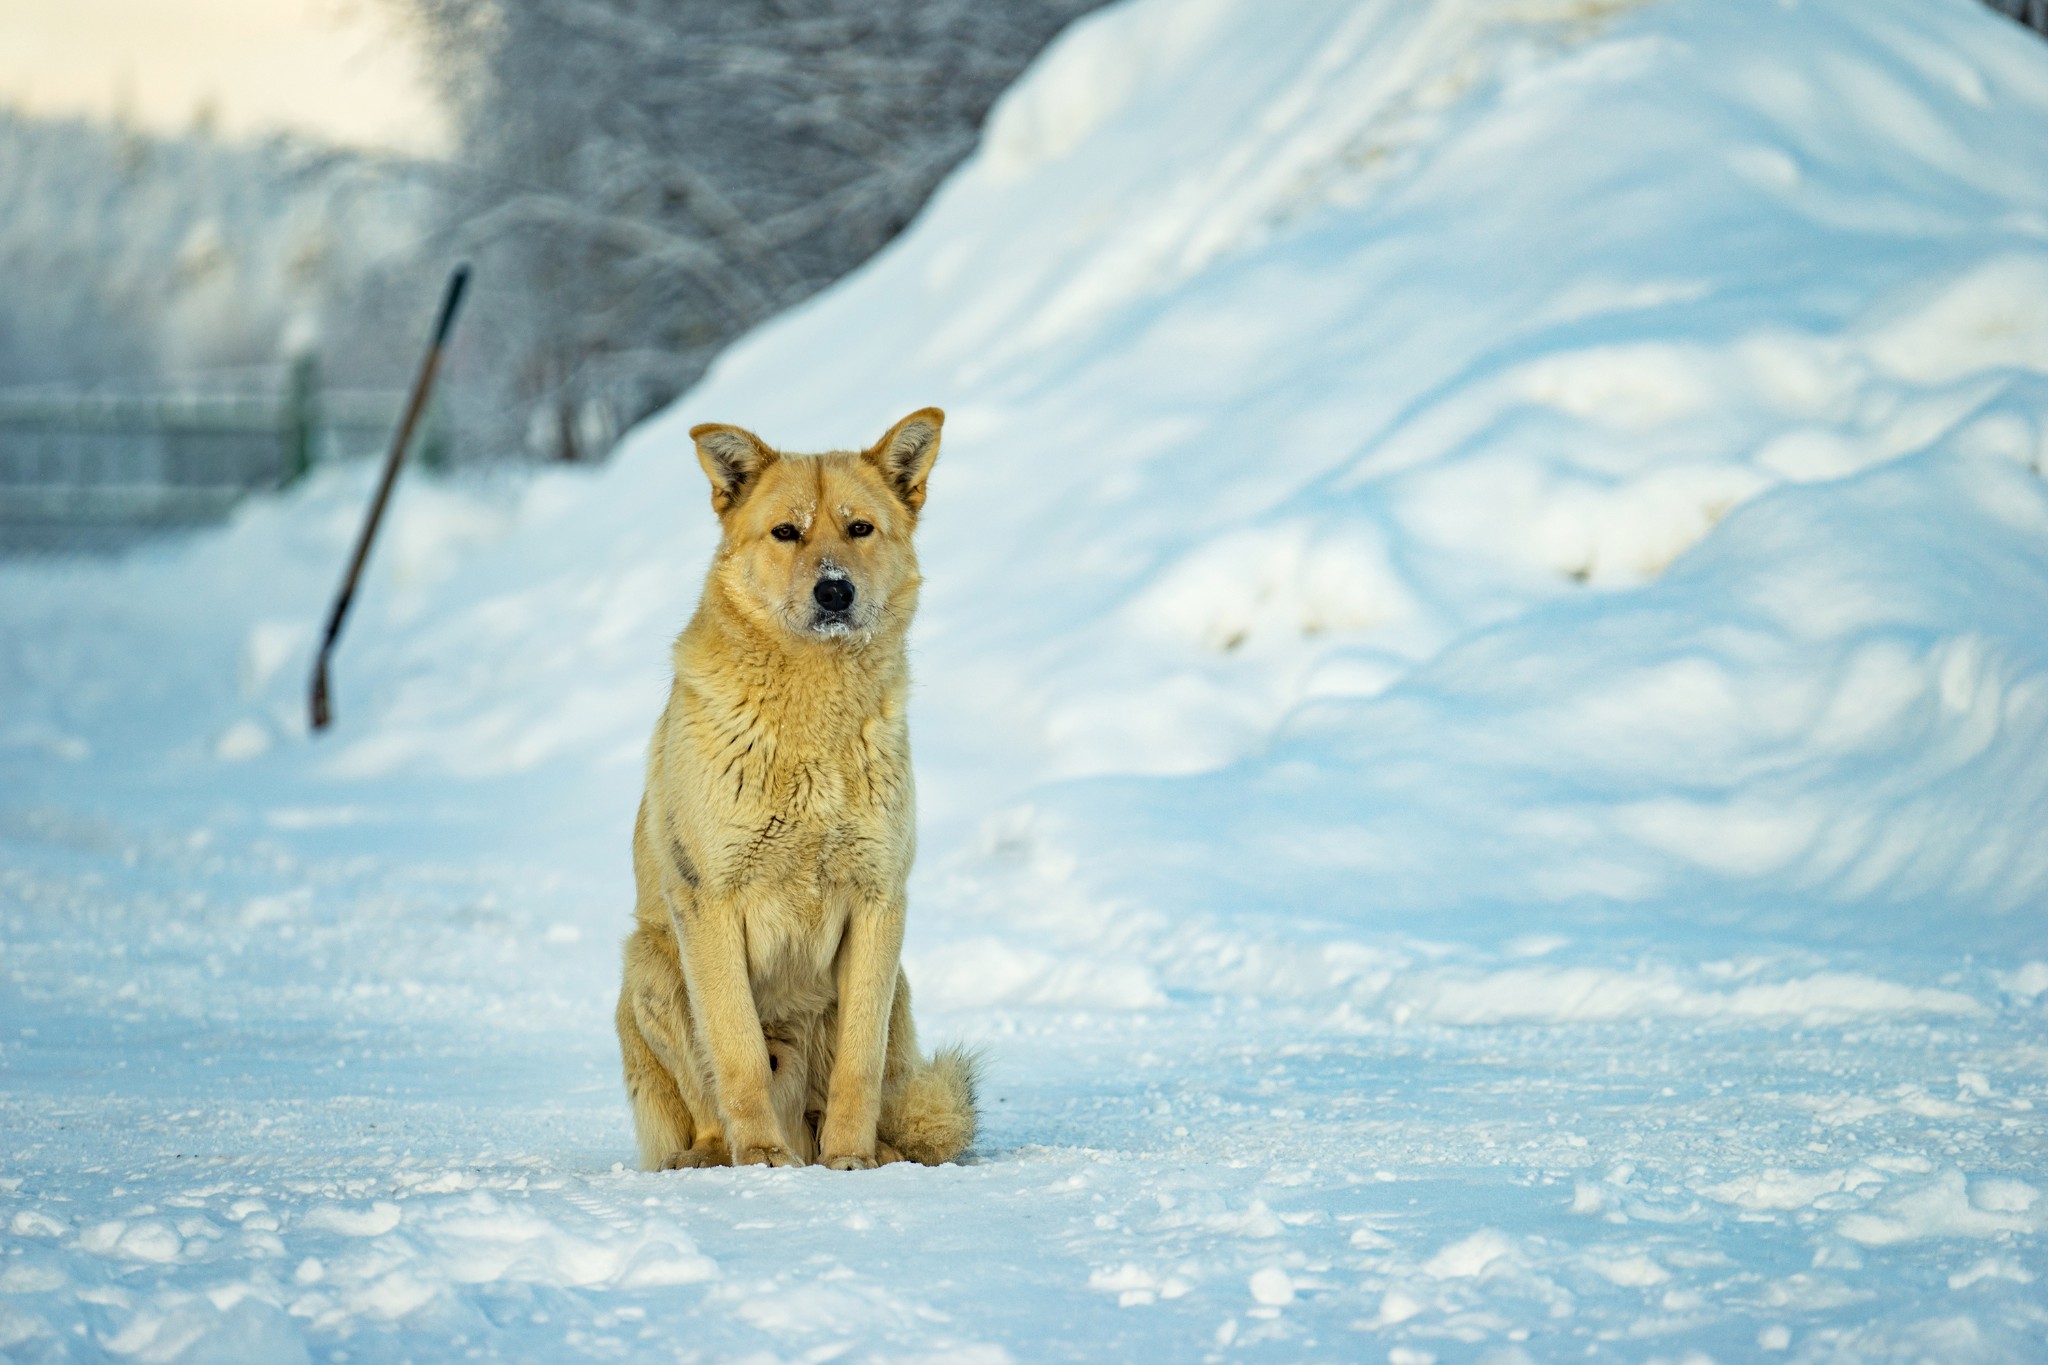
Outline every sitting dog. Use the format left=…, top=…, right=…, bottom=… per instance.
left=616, top=408, right=977, bottom=1169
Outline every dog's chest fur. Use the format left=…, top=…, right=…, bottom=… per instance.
left=654, top=644, right=914, bottom=1025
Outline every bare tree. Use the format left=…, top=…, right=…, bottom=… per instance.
left=407, top=0, right=1106, bottom=462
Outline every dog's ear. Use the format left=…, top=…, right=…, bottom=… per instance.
left=864, top=408, right=943, bottom=514
left=691, top=423, right=777, bottom=514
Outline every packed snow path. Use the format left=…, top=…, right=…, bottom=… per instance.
left=4, top=821, right=2045, bottom=1362
left=7, top=0, right=2048, bottom=1359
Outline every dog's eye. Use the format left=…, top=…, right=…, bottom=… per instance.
left=770, top=523, right=800, bottom=542
left=847, top=520, right=874, bottom=538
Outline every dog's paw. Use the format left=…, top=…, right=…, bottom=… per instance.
left=732, top=1142, right=801, bottom=1168
left=661, top=1144, right=727, bottom=1170
left=822, top=1142, right=901, bottom=1169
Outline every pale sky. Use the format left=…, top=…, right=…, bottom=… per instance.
left=0, top=0, right=451, bottom=156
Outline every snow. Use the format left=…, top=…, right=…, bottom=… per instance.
left=5, top=0, right=2048, bottom=1359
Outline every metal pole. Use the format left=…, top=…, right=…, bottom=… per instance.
left=309, top=264, right=470, bottom=732
left=282, top=350, right=319, bottom=487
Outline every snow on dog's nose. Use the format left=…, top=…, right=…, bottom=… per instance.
left=813, top=577, right=855, bottom=613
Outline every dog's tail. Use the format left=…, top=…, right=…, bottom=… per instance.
left=880, top=1043, right=981, bottom=1166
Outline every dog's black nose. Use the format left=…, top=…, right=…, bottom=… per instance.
left=813, top=578, right=855, bottom=613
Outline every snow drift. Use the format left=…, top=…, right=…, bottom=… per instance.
left=12, top=0, right=2048, bottom=927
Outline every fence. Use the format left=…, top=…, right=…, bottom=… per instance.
left=0, top=358, right=422, bottom=550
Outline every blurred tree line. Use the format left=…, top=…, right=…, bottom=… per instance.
left=0, top=1, right=1101, bottom=467
left=0, top=110, right=438, bottom=396
left=409, top=0, right=1106, bottom=462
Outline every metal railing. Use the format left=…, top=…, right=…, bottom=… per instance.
left=0, top=358, right=423, bottom=548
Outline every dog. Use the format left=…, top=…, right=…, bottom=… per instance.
left=616, top=407, right=978, bottom=1170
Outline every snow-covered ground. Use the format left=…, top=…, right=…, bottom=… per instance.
left=6, top=0, right=2048, bottom=1359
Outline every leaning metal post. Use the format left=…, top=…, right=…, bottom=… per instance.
left=308, top=264, right=470, bottom=732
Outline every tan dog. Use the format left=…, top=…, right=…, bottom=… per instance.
left=616, top=408, right=977, bottom=1170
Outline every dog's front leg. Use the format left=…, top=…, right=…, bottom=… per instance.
left=819, top=895, right=906, bottom=1170
left=670, top=895, right=798, bottom=1167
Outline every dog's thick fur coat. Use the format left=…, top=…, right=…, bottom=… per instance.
left=617, top=408, right=978, bottom=1170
